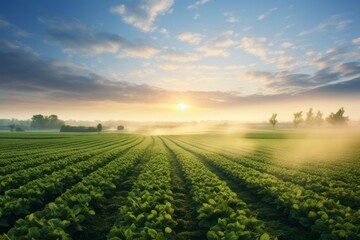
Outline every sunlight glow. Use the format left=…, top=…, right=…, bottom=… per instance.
left=178, top=103, right=188, bottom=112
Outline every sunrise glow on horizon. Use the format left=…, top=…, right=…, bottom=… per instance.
left=0, top=1, right=359, bottom=121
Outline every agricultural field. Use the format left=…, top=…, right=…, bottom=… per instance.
left=0, top=131, right=359, bottom=240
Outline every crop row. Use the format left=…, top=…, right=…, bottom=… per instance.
left=0, top=137, right=142, bottom=228
left=179, top=136, right=360, bottom=184
left=162, top=138, right=271, bottom=240
left=0, top=136, right=134, bottom=175
left=4, top=138, right=152, bottom=239
left=0, top=137, right=139, bottom=194
left=170, top=138, right=360, bottom=239
left=108, top=137, right=177, bottom=240
left=0, top=136, right=102, bottom=161
left=175, top=137, right=360, bottom=209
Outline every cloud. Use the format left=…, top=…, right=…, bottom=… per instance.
left=258, top=7, right=277, bottom=21
left=352, top=38, right=360, bottom=45
left=238, top=37, right=268, bottom=58
left=40, top=18, right=159, bottom=57
left=120, top=45, right=160, bottom=58
left=193, top=14, right=200, bottom=20
left=0, top=45, right=168, bottom=104
left=160, top=51, right=200, bottom=62
left=110, top=0, right=174, bottom=32
left=224, top=12, right=239, bottom=23
left=159, top=28, right=169, bottom=37
left=336, top=62, right=360, bottom=77
left=246, top=61, right=359, bottom=93
left=1, top=44, right=359, bottom=111
left=196, top=31, right=235, bottom=57
left=281, top=42, right=293, bottom=48
left=298, top=15, right=352, bottom=36
left=158, top=64, right=179, bottom=71
left=177, top=32, right=202, bottom=45
left=0, top=16, right=31, bottom=37
left=196, top=45, right=229, bottom=57
left=188, top=0, right=210, bottom=9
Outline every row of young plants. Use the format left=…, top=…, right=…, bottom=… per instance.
left=0, top=136, right=113, bottom=167
left=162, top=138, right=271, bottom=240
left=4, top=137, right=152, bottom=239
left=171, top=138, right=360, bottom=239
left=181, top=136, right=360, bottom=185
left=180, top=136, right=360, bottom=189
left=0, top=136, right=102, bottom=162
left=0, top=137, right=142, bottom=228
left=108, top=137, right=177, bottom=240
left=0, top=136, right=131, bottom=175
left=176, top=137, right=360, bottom=209
left=0, top=136, right=139, bottom=194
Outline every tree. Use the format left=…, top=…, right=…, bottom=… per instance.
left=15, top=127, right=25, bottom=132
left=31, top=114, right=45, bottom=128
left=326, top=107, right=349, bottom=125
left=293, top=111, right=304, bottom=128
left=97, top=123, right=102, bottom=132
left=305, top=108, right=315, bottom=126
left=315, top=110, right=324, bottom=127
left=269, top=113, right=278, bottom=128
left=8, top=124, right=15, bottom=132
left=117, top=125, right=125, bottom=131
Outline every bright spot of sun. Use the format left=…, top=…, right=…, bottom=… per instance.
left=178, top=103, right=188, bottom=112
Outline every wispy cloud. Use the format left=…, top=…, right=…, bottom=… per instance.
left=352, top=38, right=360, bottom=45
left=177, top=32, right=202, bottom=45
left=188, top=0, right=210, bottom=9
left=224, top=12, right=239, bottom=23
left=160, top=51, right=200, bottom=62
left=40, top=18, right=159, bottom=57
left=110, top=0, right=174, bottom=32
left=238, top=37, right=268, bottom=58
left=298, top=15, right=352, bottom=36
left=119, top=45, right=160, bottom=59
left=196, top=31, right=235, bottom=57
left=1, top=43, right=359, bottom=110
left=258, top=7, right=277, bottom=21
left=0, top=16, right=31, bottom=37
left=281, top=42, right=293, bottom=49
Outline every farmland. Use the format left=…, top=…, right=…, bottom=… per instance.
left=0, top=131, right=359, bottom=240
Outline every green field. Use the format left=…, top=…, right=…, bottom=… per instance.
left=0, top=131, right=359, bottom=240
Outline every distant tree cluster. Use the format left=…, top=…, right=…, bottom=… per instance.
left=117, top=125, right=125, bottom=131
left=326, top=107, right=349, bottom=125
left=60, top=125, right=102, bottom=132
left=269, top=107, right=349, bottom=128
left=8, top=124, right=25, bottom=132
left=31, top=114, right=64, bottom=129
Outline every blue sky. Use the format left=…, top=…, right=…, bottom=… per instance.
left=0, top=0, right=359, bottom=121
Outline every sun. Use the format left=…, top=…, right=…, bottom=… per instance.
left=178, top=102, right=188, bottom=112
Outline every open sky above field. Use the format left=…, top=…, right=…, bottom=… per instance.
left=0, top=0, right=359, bottom=121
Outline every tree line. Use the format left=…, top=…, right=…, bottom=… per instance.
left=60, top=124, right=102, bottom=133
left=30, top=114, right=64, bottom=129
left=269, top=107, right=349, bottom=128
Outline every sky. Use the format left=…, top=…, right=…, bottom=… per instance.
left=0, top=0, right=359, bottom=121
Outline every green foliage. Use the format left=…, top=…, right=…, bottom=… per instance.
left=326, top=107, right=349, bottom=125
left=1, top=133, right=359, bottom=239
left=97, top=123, right=103, bottom=132
left=269, top=113, right=278, bottom=128
left=8, top=124, right=15, bottom=132
left=31, top=114, right=64, bottom=129
left=60, top=125, right=98, bottom=132
left=108, top=138, right=177, bottom=239
left=293, top=111, right=304, bottom=127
